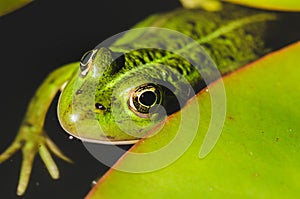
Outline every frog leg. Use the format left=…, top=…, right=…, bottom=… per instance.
left=179, top=0, right=222, bottom=11
left=0, top=62, right=79, bottom=196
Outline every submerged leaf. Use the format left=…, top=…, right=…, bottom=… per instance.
left=87, top=42, right=300, bottom=198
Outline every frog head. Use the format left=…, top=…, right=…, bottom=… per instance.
left=58, top=47, right=194, bottom=144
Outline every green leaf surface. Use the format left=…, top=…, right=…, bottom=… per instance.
left=223, top=0, right=300, bottom=11
left=87, top=41, right=300, bottom=198
left=0, top=0, right=32, bottom=17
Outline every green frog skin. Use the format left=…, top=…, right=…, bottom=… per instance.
left=0, top=3, right=299, bottom=196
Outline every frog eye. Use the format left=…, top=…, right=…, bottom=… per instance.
left=80, top=49, right=97, bottom=77
left=128, top=84, right=162, bottom=118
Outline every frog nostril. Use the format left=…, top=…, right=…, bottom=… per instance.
left=76, top=89, right=83, bottom=95
left=95, top=103, right=105, bottom=110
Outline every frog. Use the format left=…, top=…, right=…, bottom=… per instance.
left=1, top=2, right=299, bottom=196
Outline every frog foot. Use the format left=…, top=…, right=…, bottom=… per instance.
left=0, top=124, right=72, bottom=196
left=180, top=0, right=222, bottom=11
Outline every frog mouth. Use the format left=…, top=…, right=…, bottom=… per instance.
left=57, top=110, right=141, bottom=145
left=65, top=132, right=140, bottom=145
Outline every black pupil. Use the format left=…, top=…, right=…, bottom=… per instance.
left=139, top=91, right=157, bottom=107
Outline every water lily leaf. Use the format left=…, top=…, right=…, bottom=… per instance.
left=0, top=0, right=32, bottom=17
left=86, top=41, right=300, bottom=199
left=223, top=0, right=300, bottom=11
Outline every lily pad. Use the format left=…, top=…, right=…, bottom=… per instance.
left=0, top=0, right=32, bottom=17
left=87, top=41, right=300, bottom=198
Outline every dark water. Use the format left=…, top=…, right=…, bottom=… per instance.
left=0, top=0, right=180, bottom=198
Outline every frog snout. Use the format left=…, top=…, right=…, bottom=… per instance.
left=57, top=97, right=104, bottom=140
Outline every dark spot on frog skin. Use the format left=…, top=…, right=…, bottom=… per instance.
left=145, top=51, right=154, bottom=61
left=202, top=43, right=212, bottom=48
left=99, top=135, right=115, bottom=139
left=110, top=52, right=126, bottom=74
left=227, top=116, right=234, bottom=120
left=49, top=78, right=55, bottom=85
left=227, top=55, right=235, bottom=61
left=275, top=137, right=279, bottom=142
left=20, top=140, right=26, bottom=146
left=219, top=35, right=227, bottom=40
left=191, top=29, right=200, bottom=38
left=24, top=122, right=33, bottom=127
left=111, top=96, right=117, bottom=102
left=186, top=20, right=196, bottom=26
